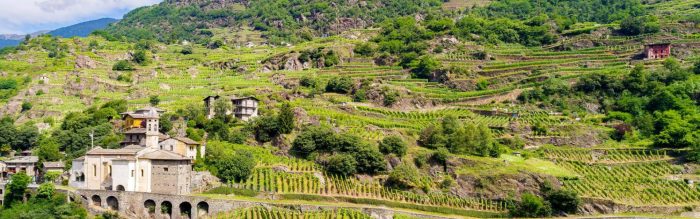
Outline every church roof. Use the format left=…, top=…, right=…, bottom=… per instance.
left=86, top=146, right=145, bottom=155
left=139, top=150, right=191, bottom=161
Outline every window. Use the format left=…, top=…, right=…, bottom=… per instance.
left=170, top=145, right=173, bottom=151
left=108, top=165, right=112, bottom=177
left=93, top=165, right=97, bottom=176
left=164, top=167, right=169, bottom=172
left=141, top=169, right=144, bottom=177
left=131, top=170, right=134, bottom=177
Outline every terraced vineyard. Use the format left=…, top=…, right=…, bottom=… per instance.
left=543, top=148, right=696, bottom=206
left=236, top=167, right=507, bottom=213
left=215, top=207, right=373, bottom=219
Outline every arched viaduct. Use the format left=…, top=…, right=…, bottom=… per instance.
left=70, top=189, right=455, bottom=219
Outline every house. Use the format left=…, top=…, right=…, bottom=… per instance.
left=204, top=95, right=259, bottom=121
left=39, top=75, right=49, bottom=84
left=43, top=161, right=65, bottom=173
left=120, top=107, right=164, bottom=147
left=231, top=96, right=259, bottom=121
left=3, top=156, right=39, bottom=182
left=645, top=43, right=671, bottom=59
left=203, top=95, right=221, bottom=119
left=69, top=146, right=191, bottom=195
left=158, top=137, right=205, bottom=160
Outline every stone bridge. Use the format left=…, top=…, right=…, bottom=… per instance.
left=69, top=189, right=459, bottom=219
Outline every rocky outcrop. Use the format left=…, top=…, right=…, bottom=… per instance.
left=75, top=55, right=97, bottom=69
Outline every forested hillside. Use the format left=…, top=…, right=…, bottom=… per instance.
left=2, top=0, right=700, bottom=218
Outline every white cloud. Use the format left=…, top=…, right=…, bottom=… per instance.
left=0, top=0, right=162, bottom=34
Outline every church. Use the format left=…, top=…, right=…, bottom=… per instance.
left=69, top=107, right=204, bottom=195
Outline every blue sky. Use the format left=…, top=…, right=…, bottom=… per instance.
left=0, top=0, right=162, bottom=34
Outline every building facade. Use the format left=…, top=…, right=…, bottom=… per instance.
left=645, top=43, right=671, bottom=59
left=70, top=107, right=203, bottom=195
left=204, top=95, right=259, bottom=121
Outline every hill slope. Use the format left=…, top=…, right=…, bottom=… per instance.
left=48, top=18, right=118, bottom=38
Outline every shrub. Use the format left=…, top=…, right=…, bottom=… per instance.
left=112, top=60, right=135, bottom=71
left=21, top=102, right=32, bottom=112
left=383, top=91, right=400, bottom=106
left=379, top=135, right=407, bottom=157
left=132, top=50, right=149, bottom=65
left=326, top=154, right=357, bottom=177
left=213, top=151, right=256, bottom=183
left=354, top=148, right=386, bottom=174
left=181, top=46, right=193, bottom=55
left=354, top=43, right=376, bottom=56
left=386, top=163, right=420, bottom=190
left=299, top=76, right=319, bottom=88
left=509, top=193, right=552, bottom=218
left=326, top=76, right=353, bottom=94
left=545, top=189, right=580, bottom=214
left=149, top=95, right=160, bottom=106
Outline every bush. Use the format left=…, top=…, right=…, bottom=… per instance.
left=299, top=76, right=319, bottom=88
left=132, top=50, right=149, bottom=65
left=181, top=46, right=193, bottom=55
left=112, top=60, right=135, bottom=71
left=354, top=43, right=376, bottom=56
left=326, top=154, right=357, bottom=177
left=326, top=76, right=353, bottom=94
left=509, top=193, right=552, bottom=218
left=386, top=163, right=420, bottom=190
left=379, top=135, right=407, bottom=157
left=545, top=189, right=581, bottom=214
left=21, top=102, right=32, bottom=112
left=213, top=151, right=256, bottom=183
left=383, top=91, right=400, bottom=106
left=355, top=148, right=386, bottom=174
left=149, top=95, right=160, bottom=106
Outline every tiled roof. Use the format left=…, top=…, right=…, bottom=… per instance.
left=139, top=150, right=191, bottom=161
left=124, top=128, right=147, bottom=134
left=86, top=146, right=145, bottom=155
left=5, top=156, right=39, bottom=163
left=230, top=96, right=259, bottom=101
left=173, top=137, right=200, bottom=145
left=43, top=161, right=65, bottom=168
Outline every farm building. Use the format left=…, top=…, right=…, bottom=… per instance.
left=644, top=43, right=671, bottom=59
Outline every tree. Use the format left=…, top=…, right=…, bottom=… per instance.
left=213, top=98, right=232, bottom=122
left=545, top=189, right=581, bottom=214
left=353, top=43, right=376, bottom=57
left=214, top=151, right=256, bottom=183
left=277, top=103, right=294, bottom=134
left=326, top=154, right=357, bottom=177
left=37, top=137, right=62, bottom=162
left=510, top=193, right=552, bottom=218
left=112, top=60, right=135, bottom=71
left=132, top=50, right=149, bottom=65
left=354, top=148, right=386, bottom=174
left=181, top=46, right=193, bottom=55
left=410, top=55, right=440, bottom=79
left=251, top=115, right=279, bottom=142
left=21, top=101, right=32, bottom=112
left=379, top=136, right=407, bottom=157
left=159, top=114, right=173, bottom=134
left=149, top=95, right=160, bottom=106
left=36, top=183, right=55, bottom=199
left=4, top=172, right=31, bottom=207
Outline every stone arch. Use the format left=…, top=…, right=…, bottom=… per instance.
left=179, top=202, right=192, bottom=219
left=106, top=196, right=119, bottom=211
left=116, top=185, right=125, bottom=191
left=197, top=201, right=209, bottom=217
left=91, top=195, right=101, bottom=207
left=161, top=201, right=173, bottom=218
left=144, top=199, right=156, bottom=215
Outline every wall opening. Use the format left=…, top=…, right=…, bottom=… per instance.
left=116, top=185, right=125, bottom=191
left=91, top=195, right=101, bottom=207
left=161, top=201, right=173, bottom=218
left=106, top=196, right=119, bottom=211
left=197, top=201, right=209, bottom=217
left=144, top=199, right=156, bottom=215
left=179, top=202, right=192, bottom=219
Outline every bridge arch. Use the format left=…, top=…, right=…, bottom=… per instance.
left=197, top=201, right=209, bottom=217
left=91, top=195, right=101, bottom=207
left=179, top=202, right=192, bottom=219
left=144, top=199, right=156, bottom=215
left=161, top=201, right=173, bottom=218
left=106, top=196, right=119, bottom=211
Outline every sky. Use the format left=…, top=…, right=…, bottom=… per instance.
left=0, top=0, right=162, bottom=34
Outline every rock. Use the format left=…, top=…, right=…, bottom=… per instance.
left=75, top=55, right=97, bottom=69
left=159, top=83, right=171, bottom=91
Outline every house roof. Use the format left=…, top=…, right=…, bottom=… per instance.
left=230, top=96, right=259, bottom=101
left=43, top=161, right=65, bottom=168
left=203, top=95, right=220, bottom=101
left=171, top=137, right=200, bottom=145
left=139, top=150, right=191, bottom=161
left=124, top=128, right=147, bottom=134
left=5, top=156, right=39, bottom=164
left=121, top=113, right=159, bottom=119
